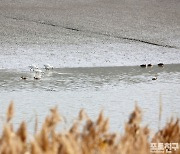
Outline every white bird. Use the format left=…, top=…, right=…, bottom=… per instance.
left=29, top=64, right=38, bottom=71
left=44, top=64, right=53, bottom=70
left=34, top=73, right=41, bottom=80
left=34, top=69, right=44, bottom=74
left=33, top=69, right=43, bottom=80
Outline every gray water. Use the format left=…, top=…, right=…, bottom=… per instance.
left=0, top=64, right=180, bottom=132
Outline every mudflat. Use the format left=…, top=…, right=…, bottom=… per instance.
left=0, top=0, right=180, bottom=69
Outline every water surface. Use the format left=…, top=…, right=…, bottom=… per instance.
left=0, top=64, right=180, bottom=132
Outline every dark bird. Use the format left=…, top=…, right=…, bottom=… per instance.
left=140, top=64, right=146, bottom=68
left=21, top=76, right=27, bottom=80
left=158, top=63, right=164, bottom=67
left=147, top=64, right=153, bottom=67
left=34, top=76, right=41, bottom=80
left=152, top=77, right=157, bottom=80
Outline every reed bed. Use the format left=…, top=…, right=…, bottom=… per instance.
left=0, top=102, right=179, bottom=154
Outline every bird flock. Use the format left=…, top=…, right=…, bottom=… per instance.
left=21, top=64, right=53, bottom=80
left=140, top=63, right=164, bottom=68
left=140, top=63, right=164, bottom=80
left=21, top=63, right=164, bottom=81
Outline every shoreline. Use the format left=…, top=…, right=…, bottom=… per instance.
left=0, top=41, right=180, bottom=70
left=0, top=0, right=180, bottom=69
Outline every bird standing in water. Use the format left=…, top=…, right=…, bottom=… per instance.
left=44, top=64, right=53, bottom=70
left=29, top=64, right=38, bottom=71
left=34, top=69, right=43, bottom=80
left=34, top=73, right=42, bottom=80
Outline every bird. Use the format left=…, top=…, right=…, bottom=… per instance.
left=21, top=76, right=27, bottom=80
left=147, top=64, right=153, bottom=67
left=152, top=77, right=157, bottom=80
left=34, top=73, right=42, bottom=80
left=158, top=63, right=164, bottom=67
left=34, top=69, right=44, bottom=74
left=44, top=64, right=53, bottom=70
left=33, top=69, right=43, bottom=80
left=29, top=64, right=38, bottom=71
left=34, top=76, right=41, bottom=80
left=140, top=64, right=146, bottom=68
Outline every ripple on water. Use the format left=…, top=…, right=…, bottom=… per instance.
left=0, top=64, right=180, bottom=131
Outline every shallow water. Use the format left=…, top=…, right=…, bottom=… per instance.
left=0, top=64, right=180, bottom=132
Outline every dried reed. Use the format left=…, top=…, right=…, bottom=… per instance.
left=0, top=102, right=179, bottom=154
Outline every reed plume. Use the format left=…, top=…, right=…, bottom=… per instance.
left=0, top=102, right=179, bottom=154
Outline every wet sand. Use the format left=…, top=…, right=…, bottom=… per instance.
left=0, top=0, right=180, bottom=69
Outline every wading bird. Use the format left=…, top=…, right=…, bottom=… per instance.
left=34, top=72, right=42, bottom=80
left=44, top=64, right=53, bottom=70
left=33, top=69, right=43, bottom=80
left=34, top=69, right=44, bottom=74
left=29, top=64, right=38, bottom=71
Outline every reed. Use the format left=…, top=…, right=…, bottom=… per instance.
left=0, top=102, right=179, bottom=154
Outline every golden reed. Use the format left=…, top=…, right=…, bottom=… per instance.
left=0, top=102, right=179, bottom=154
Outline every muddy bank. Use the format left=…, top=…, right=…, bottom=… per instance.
left=0, top=42, right=180, bottom=70
left=0, top=0, right=179, bottom=69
